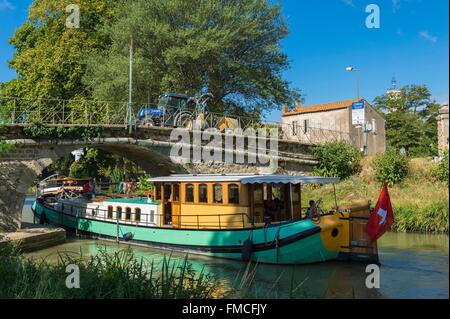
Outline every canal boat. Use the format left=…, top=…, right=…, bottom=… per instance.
left=36, top=174, right=92, bottom=198
left=32, top=174, right=378, bottom=264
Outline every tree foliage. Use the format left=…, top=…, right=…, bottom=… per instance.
left=83, top=0, right=299, bottom=113
left=1, top=0, right=119, bottom=100
left=373, top=85, right=439, bottom=156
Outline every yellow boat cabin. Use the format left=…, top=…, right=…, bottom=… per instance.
left=149, top=174, right=340, bottom=229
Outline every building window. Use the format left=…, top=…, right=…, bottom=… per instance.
left=135, top=208, right=141, bottom=222
left=292, top=121, right=298, bottom=135
left=107, top=206, right=113, bottom=219
left=173, top=184, right=180, bottom=202
left=185, top=184, right=194, bottom=203
left=199, top=184, right=208, bottom=203
left=371, top=119, right=377, bottom=133
left=125, top=207, right=131, bottom=220
left=228, top=184, right=239, bottom=204
left=116, top=206, right=122, bottom=219
left=304, top=119, right=309, bottom=134
left=213, top=184, right=223, bottom=203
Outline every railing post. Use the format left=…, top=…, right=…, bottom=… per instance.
left=218, top=214, right=221, bottom=230
left=197, top=215, right=199, bottom=230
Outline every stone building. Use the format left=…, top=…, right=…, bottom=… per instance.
left=437, top=104, right=449, bottom=154
left=281, top=98, right=386, bottom=155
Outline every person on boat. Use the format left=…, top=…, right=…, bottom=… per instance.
left=89, top=180, right=96, bottom=198
left=306, top=200, right=317, bottom=219
left=147, top=193, right=153, bottom=203
left=82, top=182, right=90, bottom=194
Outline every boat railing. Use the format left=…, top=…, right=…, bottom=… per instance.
left=43, top=200, right=256, bottom=230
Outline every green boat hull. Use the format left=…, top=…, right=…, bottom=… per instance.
left=32, top=200, right=339, bottom=264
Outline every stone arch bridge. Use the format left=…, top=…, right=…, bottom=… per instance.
left=0, top=125, right=318, bottom=231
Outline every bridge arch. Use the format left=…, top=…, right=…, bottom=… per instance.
left=1, top=126, right=318, bottom=231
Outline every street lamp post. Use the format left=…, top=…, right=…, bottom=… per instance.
left=128, top=37, right=134, bottom=134
left=346, top=66, right=360, bottom=99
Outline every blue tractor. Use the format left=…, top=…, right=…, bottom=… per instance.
left=137, top=92, right=214, bottom=128
left=137, top=93, right=191, bottom=127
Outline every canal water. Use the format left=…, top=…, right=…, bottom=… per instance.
left=22, top=198, right=449, bottom=299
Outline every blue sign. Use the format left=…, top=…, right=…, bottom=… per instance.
left=352, top=101, right=365, bottom=110
left=351, top=101, right=365, bottom=125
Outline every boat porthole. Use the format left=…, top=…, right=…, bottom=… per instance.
left=331, top=228, right=339, bottom=238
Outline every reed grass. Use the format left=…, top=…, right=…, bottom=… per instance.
left=0, top=243, right=220, bottom=299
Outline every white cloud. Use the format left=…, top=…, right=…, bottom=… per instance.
left=342, top=0, right=355, bottom=7
left=0, top=0, right=15, bottom=11
left=419, top=31, right=438, bottom=43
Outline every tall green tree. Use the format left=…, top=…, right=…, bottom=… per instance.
left=1, top=0, right=119, bottom=100
left=83, top=0, right=299, bottom=113
left=373, top=85, right=440, bottom=156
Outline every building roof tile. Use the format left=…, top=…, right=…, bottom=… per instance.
left=283, top=98, right=366, bottom=116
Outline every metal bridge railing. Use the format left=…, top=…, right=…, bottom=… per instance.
left=1, top=96, right=358, bottom=145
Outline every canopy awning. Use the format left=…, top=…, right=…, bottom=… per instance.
left=240, top=175, right=339, bottom=185
left=148, top=174, right=339, bottom=185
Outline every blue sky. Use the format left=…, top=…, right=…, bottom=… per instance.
left=0, top=0, right=448, bottom=122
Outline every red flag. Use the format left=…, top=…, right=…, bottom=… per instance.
left=365, top=183, right=394, bottom=242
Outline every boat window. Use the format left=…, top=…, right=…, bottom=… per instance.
left=185, top=184, right=194, bottom=203
left=254, top=186, right=263, bottom=204
left=173, top=184, right=180, bottom=202
left=135, top=208, right=141, bottom=222
left=155, top=183, right=162, bottom=200
left=213, top=184, right=223, bottom=203
left=228, top=184, right=239, bottom=204
left=199, top=184, right=208, bottom=203
left=107, top=206, right=113, bottom=219
left=116, top=206, right=122, bottom=219
left=293, top=185, right=300, bottom=202
left=125, top=207, right=132, bottom=220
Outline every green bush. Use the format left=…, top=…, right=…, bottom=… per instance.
left=432, top=150, right=449, bottom=184
left=373, top=148, right=409, bottom=186
left=23, top=122, right=103, bottom=139
left=0, top=124, right=15, bottom=153
left=312, top=141, right=361, bottom=179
